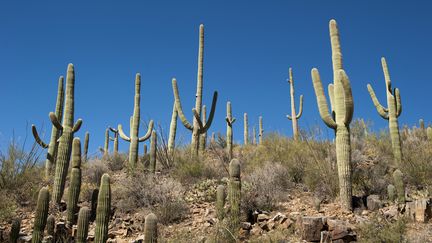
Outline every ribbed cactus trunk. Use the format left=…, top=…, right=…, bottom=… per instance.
left=46, top=215, right=55, bottom=237
left=109, top=127, right=119, bottom=155
left=228, top=159, right=241, bottom=233
left=243, top=113, right=248, bottom=145
left=216, top=185, right=226, bottom=221
left=199, top=105, right=207, bottom=152
left=144, top=213, right=158, bottom=243
left=76, top=207, right=90, bottom=243
left=103, top=128, right=109, bottom=157
left=226, top=102, right=236, bottom=159
left=83, top=132, right=89, bottom=162
left=252, top=126, right=257, bottom=145
left=286, top=68, right=303, bottom=140
left=258, top=117, right=263, bottom=145
left=311, top=20, right=353, bottom=211
left=67, top=138, right=82, bottom=226
left=94, top=174, right=111, bottom=243
left=52, top=64, right=82, bottom=204
left=118, top=74, right=154, bottom=170
left=150, top=130, right=157, bottom=174
left=393, top=169, right=405, bottom=203
left=32, top=187, right=50, bottom=243
left=168, top=101, right=178, bottom=154
left=32, top=76, right=64, bottom=178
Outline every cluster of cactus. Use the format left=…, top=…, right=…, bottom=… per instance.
left=286, top=68, right=303, bottom=140
left=144, top=213, right=158, bottom=243
left=109, top=127, right=119, bottom=154
left=67, top=138, right=82, bottom=226
left=311, top=19, right=354, bottom=211
left=225, top=102, right=236, bottom=159
left=150, top=130, right=157, bottom=173
left=118, top=74, right=154, bottom=169
left=32, top=187, right=50, bottom=243
left=32, top=76, right=64, bottom=178
left=94, top=173, right=111, bottom=243
left=171, top=24, right=218, bottom=157
left=228, top=159, right=241, bottom=232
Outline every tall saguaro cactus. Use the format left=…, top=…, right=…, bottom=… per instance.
left=94, top=174, right=111, bottom=243
left=32, top=76, right=64, bottom=178
left=258, top=116, right=263, bottom=144
left=150, top=130, right=157, bottom=173
left=32, top=187, right=50, bottom=243
left=286, top=68, right=304, bottom=140
left=83, top=132, right=89, bottom=162
left=199, top=105, right=207, bottom=151
left=67, top=138, right=82, bottom=226
left=50, top=64, right=83, bottom=204
left=367, top=58, right=403, bottom=165
left=226, top=102, right=236, bottom=159
left=171, top=24, right=218, bottom=157
left=118, top=74, right=154, bottom=169
left=243, top=113, right=248, bottom=145
left=103, top=128, right=109, bottom=157
left=168, top=100, right=178, bottom=154
left=252, top=126, right=257, bottom=145
left=109, top=127, right=119, bottom=154
left=311, top=19, right=354, bottom=211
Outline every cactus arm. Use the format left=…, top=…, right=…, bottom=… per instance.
left=109, top=137, right=114, bottom=141
left=381, top=57, right=392, bottom=93
left=118, top=124, right=131, bottom=141
left=296, top=94, right=304, bottom=119
left=31, top=125, right=49, bottom=149
left=395, top=88, right=402, bottom=117
left=367, top=84, right=389, bottom=119
left=199, top=91, right=218, bottom=133
left=72, top=119, right=83, bottom=133
left=311, top=68, right=337, bottom=129
left=338, top=70, right=354, bottom=125
left=192, top=108, right=204, bottom=128
left=172, top=78, right=194, bottom=131
left=109, top=127, right=118, bottom=133
left=225, top=117, right=236, bottom=125
left=49, top=112, right=63, bottom=131
left=138, top=120, right=154, bottom=142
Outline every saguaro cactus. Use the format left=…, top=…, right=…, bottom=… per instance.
left=427, top=127, right=432, bottom=142
left=51, top=64, right=83, bottom=204
left=226, top=102, right=236, bottom=159
left=103, top=128, right=109, bottom=157
left=94, top=174, right=111, bottom=243
left=109, top=127, right=119, bottom=154
left=32, top=187, right=50, bottom=243
left=144, top=213, right=158, bottom=243
left=150, top=130, right=157, bottom=173
left=286, top=68, right=304, bottom=140
left=67, top=138, right=82, bottom=226
left=216, top=185, right=226, bottom=221
left=199, top=105, right=207, bottom=151
left=168, top=100, right=178, bottom=154
left=32, top=76, right=64, bottom=178
left=171, top=24, right=218, bottom=157
left=10, top=219, right=20, bottom=243
left=243, top=113, right=248, bottom=145
left=83, top=132, right=89, bottom=162
left=367, top=57, right=403, bottom=165
left=46, top=215, right=55, bottom=237
left=258, top=116, right=263, bottom=144
left=311, top=19, right=354, bottom=211
left=118, top=74, right=154, bottom=169
left=76, top=207, right=90, bottom=243
left=252, top=126, right=257, bottom=145
left=393, top=169, right=405, bottom=203
left=228, top=159, right=241, bottom=232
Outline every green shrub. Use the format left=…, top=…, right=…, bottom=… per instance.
left=358, top=217, right=407, bottom=243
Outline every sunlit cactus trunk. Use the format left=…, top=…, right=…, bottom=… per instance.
left=144, top=213, right=158, bottom=243
left=32, top=76, right=64, bottom=178
left=258, top=116, right=263, bottom=144
left=103, top=128, right=109, bottom=157
left=67, top=138, right=82, bottom=226
left=216, top=185, right=226, bottom=221
left=243, top=113, right=248, bottom=145
left=168, top=101, right=178, bottom=154
left=32, top=187, right=50, bottom=243
left=76, top=207, right=90, bottom=243
left=51, top=64, right=82, bottom=204
left=83, top=132, right=89, bottom=162
left=226, top=102, right=236, bottom=159
left=286, top=68, right=303, bottom=140
left=252, top=126, right=257, bottom=145
left=94, top=174, right=111, bottom=243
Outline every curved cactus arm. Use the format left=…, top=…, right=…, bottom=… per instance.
left=338, top=70, right=354, bottom=125
left=172, top=78, right=194, bottom=131
left=367, top=84, right=389, bottom=120
left=117, top=124, right=131, bottom=142
left=109, top=127, right=118, bottom=133
left=225, top=117, right=236, bottom=125
left=192, top=108, right=204, bottom=128
left=296, top=94, right=304, bottom=119
left=138, top=120, right=154, bottom=142
left=72, top=119, right=83, bottom=133
left=31, top=125, right=49, bottom=149
left=395, top=88, right=402, bottom=117
left=199, top=91, right=218, bottom=133
left=286, top=114, right=292, bottom=120
left=311, top=68, right=337, bottom=129
left=49, top=112, right=63, bottom=131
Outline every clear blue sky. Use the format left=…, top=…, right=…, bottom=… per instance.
left=1, top=1, right=431, bottom=155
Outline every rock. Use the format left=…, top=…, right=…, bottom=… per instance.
left=327, top=219, right=356, bottom=242
left=279, top=218, right=293, bottom=229
left=367, top=195, right=382, bottom=211
left=352, top=195, right=366, bottom=210
left=414, top=198, right=432, bottom=223
left=240, top=222, right=252, bottom=230
left=320, top=231, right=332, bottom=243
left=297, top=216, right=326, bottom=242
left=405, top=201, right=417, bottom=221
left=257, top=213, right=270, bottom=222
left=250, top=225, right=262, bottom=236
left=17, top=235, right=32, bottom=243
left=383, top=205, right=399, bottom=219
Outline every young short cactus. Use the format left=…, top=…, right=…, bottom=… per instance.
left=10, top=219, right=20, bottom=243
left=367, top=58, right=403, bottom=165
left=393, top=169, right=405, bottom=203
left=150, top=130, right=157, bottom=173
left=144, top=213, right=158, bottom=243
left=228, top=159, right=241, bottom=232
left=171, top=24, right=218, bottom=157
left=32, top=187, right=50, bottom=243
left=225, top=102, right=236, bottom=159
left=286, top=68, right=304, bottom=140
left=67, top=138, right=82, bottom=226
left=258, top=116, right=263, bottom=145
left=311, top=19, right=354, bottom=211
left=83, top=132, right=89, bottom=162
left=46, top=215, right=55, bottom=237
left=32, top=76, right=64, bottom=178
left=76, top=207, right=90, bottom=243
left=51, top=64, right=83, bottom=204
left=199, top=105, right=207, bottom=152
left=216, top=185, right=226, bottom=221
left=168, top=100, right=178, bottom=154
left=243, top=113, right=249, bottom=145
left=109, top=127, right=119, bottom=154
left=94, top=174, right=111, bottom=243
left=118, top=74, right=154, bottom=169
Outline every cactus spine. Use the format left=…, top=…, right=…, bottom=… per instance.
left=311, top=20, right=354, bottom=211
left=109, top=127, right=119, bottom=154
left=67, top=138, right=82, bottom=226
left=393, top=169, right=405, bottom=203
left=243, top=113, right=248, bottom=145
left=367, top=57, right=402, bottom=165
left=10, top=219, right=20, bottom=243
left=228, top=159, right=241, bottom=232
left=226, top=102, right=236, bottom=159
left=76, top=207, right=90, bottom=243
left=168, top=100, right=178, bottom=154
left=94, top=174, right=111, bottom=243
left=199, top=105, right=207, bottom=151
left=286, top=68, right=304, bottom=140
left=51, top=64, right=82, bottom=204
left=171, top=24, right=218, bottom=157
left=32, top=187, right=50, bottom=243
left=118, top=74, right=154, bottom=169
left=83, top=132, right=89, bottom=162
left=144, top=213, right=158, bottom=243
left=32, top=76, right=64, bottom=178
left=216, top=185, right=226, bottom=221
left=258, top=116, right=263, bottom=144
left=150, top=130, right=157, bottom=173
